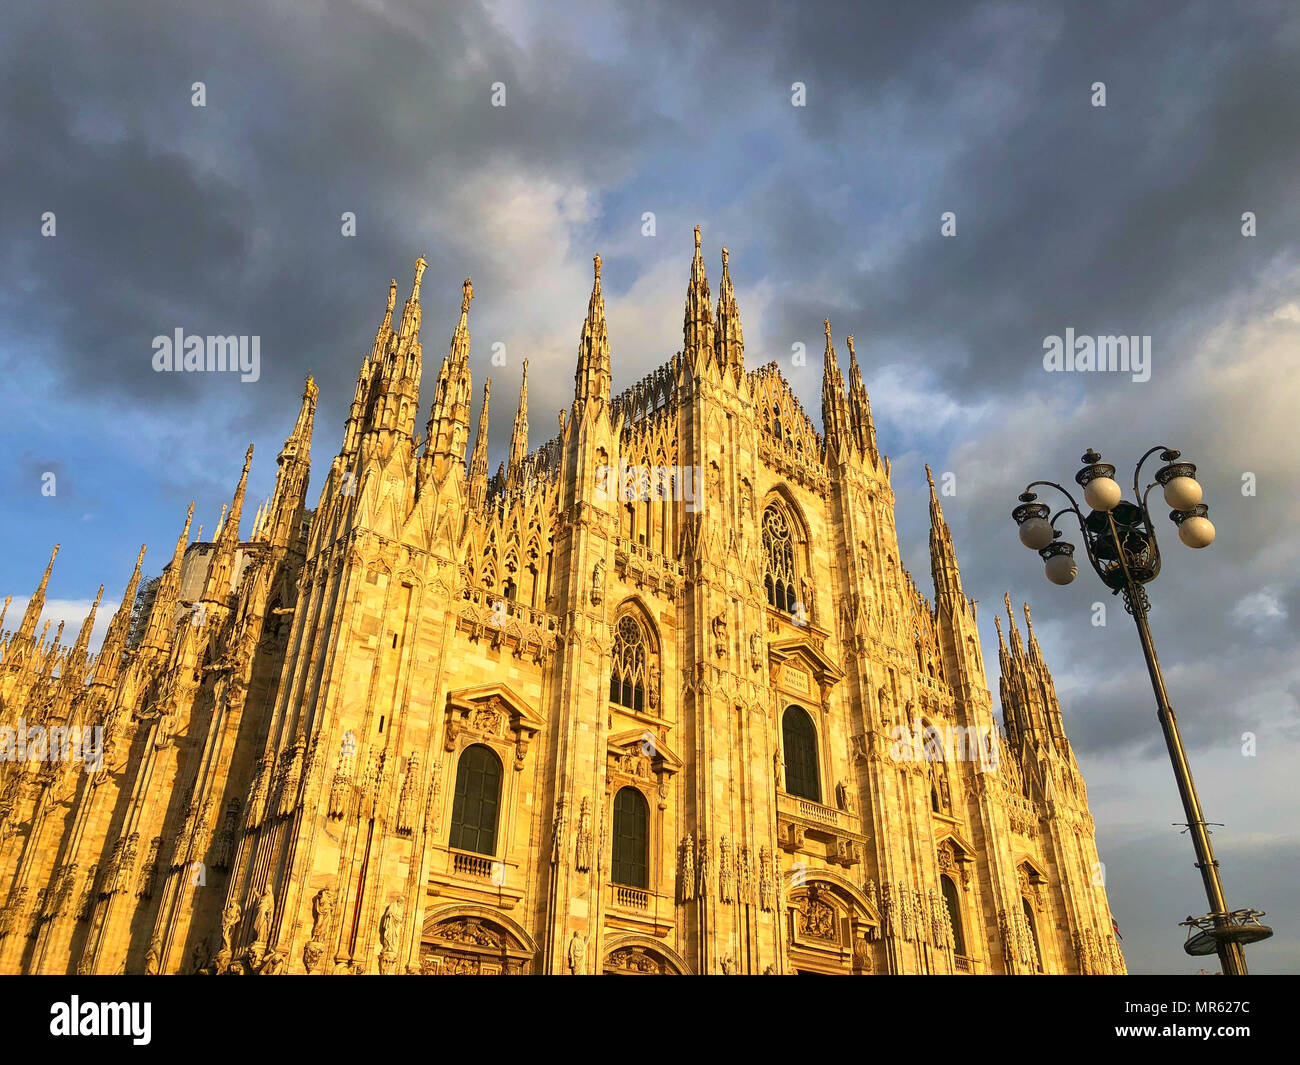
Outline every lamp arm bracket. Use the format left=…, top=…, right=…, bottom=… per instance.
left=1133, top=445, right=1175, bottom=499
left=1025, top=479, right=1084, bottom=512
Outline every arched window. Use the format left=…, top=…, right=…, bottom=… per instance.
left=502, top=577, right=517, bottom=602
left=942, top=875, right=966, bottom=957
left=1022, top=897, right=1042, bottom=971
left=609, top=614, right=649, bottom=712
left=611, top=787, right=649, bottom=888
left=448, top=744, right=502, bottom=856
left=763, top=503, right=799, bottom=614
left=782, top=705, right=820, bottom=801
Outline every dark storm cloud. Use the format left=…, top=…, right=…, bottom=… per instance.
left=0, top=0, right=670, bottom=449
left=664, top=0, right=1300, bottom=396
left=2, top=0, right=1297, bottom=972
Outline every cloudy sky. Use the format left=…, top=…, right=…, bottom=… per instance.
left=2, top=0, right=1297, bottom=974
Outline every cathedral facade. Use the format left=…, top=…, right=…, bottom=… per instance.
left=0, top=230, right=1124, bottom=975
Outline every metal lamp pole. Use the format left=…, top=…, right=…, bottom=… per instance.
left=1011, top=447, right=1271, bottom=975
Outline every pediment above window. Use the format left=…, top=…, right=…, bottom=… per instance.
left=606, top=729, right=682, bottom=780
left=936, top=833, right=978, bottom=888
left=444, top=684, right=543, bottom=770
left=767, top=635, right=844, bottom=699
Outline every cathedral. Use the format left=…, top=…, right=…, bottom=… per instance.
left=0, top=228, right=1124, bottom=975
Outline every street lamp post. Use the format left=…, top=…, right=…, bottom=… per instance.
left=1011, top=446, right=1272, bottom=976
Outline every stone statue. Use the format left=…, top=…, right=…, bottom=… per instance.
left=143, top=937, right=161, bottom=975
left=712, top=611, right=728, bottom=659
left=379, top=900, right=402, bottom=954
left=154, top=708, right=175, bottom=750
left=251, top=886, right=275, bottom=944
left=749, top=631, right=763, bottom=671
left=567, top=931, right=586, bottom=975
left=219, top=899, right=241, bottom=955
left=590, top=558, right=605, bottom=606
left=310, top=888, right=334, bottom=941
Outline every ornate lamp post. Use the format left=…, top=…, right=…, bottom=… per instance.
left=1011, top=447, right=1272, bottom=975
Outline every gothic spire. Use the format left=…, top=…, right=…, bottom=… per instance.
left=202, top=445, right=253, bottom=607
left=16, top=543, right=60, bottom=645
left=468, top=379, right=492, bottom=508
left=574, top=255, right=611, bottom=411
left=224, top=446, right=254, bottom=547
left=425, top=276, right=475, bottom=480
left=65, top=584, right=104, bottom=674
left=820, top=320, right=852, bottom=458
left=40, top=620, right=65, bottom=676
left=683, top=226, right=714, bottom=369
left=714, top=246, right=744, bottom=377
left=506, top=359, right=529, bottom=490
left=997, top=593, right=1069, bottom=753
left=374, top=279, right=398, bottom=360
left=846, top=334, right=879, bottom=466
left=1004, top=592, right=1026, bottom=658
left=342, top=279, right=398, bottom=457
left=265, top=375, right=317, bottom=550
left=364, top=257, right=426, bottom=444
left=396, top=255, right=426, bottom=351
left=90, top=544, right=146, bottom=690
left=927, top=463, right=964, bottom=605
left=140, top=503, right=195, bottom=654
